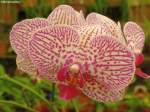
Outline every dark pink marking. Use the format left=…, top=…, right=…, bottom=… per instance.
left=29, top=25, right=80, bottom=76
left=123, top=22, right=145, bottom=54
left=10, top=18, right=49, bottom=57
left=88, top=36, right=135, bottom=90
left=135, top=53, right=144, bottom=66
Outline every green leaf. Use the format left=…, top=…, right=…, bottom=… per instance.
left=0, top=64, right=5, bottom=76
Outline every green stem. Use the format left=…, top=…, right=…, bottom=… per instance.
left=0, top=100, right=36, bottom=112
left=52, top=83, right=55, bottom=101
left=22, top=89, right=31, bottom=106
left=72, top=100, right=79, bottom=112
left=53, top=105, right=60, bottom=112
left=0, top=76, right=50, bottom=105
left=0, top=75, right=60, bottom=112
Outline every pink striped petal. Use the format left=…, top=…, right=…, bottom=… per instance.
left=86, top=12, right=101, bottom=25
left=58, top=84, right=80, bottom=100
left=75, top=10, right=86, bottom=26
left=47, top=5, right=86, bottom=26
left=135, top=68, right=150, bottom=79
left=82, top=80, right=125, bottom=102
left=123, top=22, right=145, bottom=54
left=28, top=25, right=80, bottom=80
left=10, top=18, right=49, bottom=58
left=10, top=18, right=49, bottom=75
left=86, top=13, right=126, bottom=44
left=16, top=55, right=37, bottom=76
left=86, top=13, right=118, bottom=36
left=78, top=25, right=112, bottom=46
left=87, top=36, right=135, bottom=90
left=117, top=22, right=127, bottom=45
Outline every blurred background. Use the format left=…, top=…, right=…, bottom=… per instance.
left=0, top=0, right=150, bottom=112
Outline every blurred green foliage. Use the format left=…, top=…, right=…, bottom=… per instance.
left=87, top=0, right=108, bottom=14
left=0, top=62, right=150, bottom=112
left=121, top=0, right=129, bottom=21
left=24, top=0, right=52, bottom=18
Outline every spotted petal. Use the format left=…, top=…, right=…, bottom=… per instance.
left=47, top=5, right=86, bottom=26
left=28, top=25, right=80, bottom=80
left=86, top=36, right=135, bottom=90
left=86, top=13, right=118, bottom=36
left=75, top=10, right=86, bottom=26
left=16, top=55, right=37, bottom=76
left=86, top=12, right=101, bottom=25
left=123, top=22, right=145, bottom=54
left=10, top=18, right=49, bottom=57
left=10, top=18, right=49, bottom=75
left=82, top=80, right=125, bottom=102
left=78, top=25, right=112, bottom=46
left=86, top=13, right=126, bottom=45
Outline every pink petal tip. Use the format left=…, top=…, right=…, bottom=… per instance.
left=135, top=68, right=150, bottom=79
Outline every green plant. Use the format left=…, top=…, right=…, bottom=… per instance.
left=121, top=0, right=129, bottom=22
left=0, top=64, right=5, bottom=75
left=87, top=0, right=108, bottom=14
left=128, top=0, right=150, bottom=19
left=0, top=66, right=53, bottom=112
left=58, top=0, right=67, bottom=4
left=144, top=19, right=150, bottom=50
left=24, top=0, right=52, bottom=18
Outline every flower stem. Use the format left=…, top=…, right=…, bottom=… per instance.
left=0, top=75, right=50, bottom=106
left=72, top=100, right=79, bottom=112
left=0, top=75, right=60, bottom=112
left=0, top=100, right=36, bottom=112
left=53, top=105, right=60, bottom=112
left=52, top=83, right=55, bottom=101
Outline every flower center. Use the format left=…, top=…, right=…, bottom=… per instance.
left=69, top=64, right=80, bottom=74
left=57, top=63, right=92, bottom=88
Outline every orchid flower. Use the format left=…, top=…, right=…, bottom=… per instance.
left=123, top=22, right=150, bottom=78
left=86, top=12, right=150, bottom=79
left=10, top=5, right=85, bottom=78
left=10, top=5, right=136, bottom=102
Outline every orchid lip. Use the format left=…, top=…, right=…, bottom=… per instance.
left=57, top=62, right=91, bottom=88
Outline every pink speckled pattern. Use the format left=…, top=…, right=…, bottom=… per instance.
left=10, top=5, right=146, bottom=102
left=16, top=55, right=37, bottom=76
left=10, top=18, right=49, bottom=75
left=123, top=22, right=145, bottom=54
left=47, top=5, right=86, bottom=26
left=28, top=26, right=135, bottom=101
left=86, top=13, right=126, bottom=45
left=28, top=26, right=80, bottom=80
left=82, top=80, right=125, bottom=102
left=78, top=25, right=112, bottom=46
left=87, top=36, right=135, bottom=90
left=10, top=18, right=49, bottom=58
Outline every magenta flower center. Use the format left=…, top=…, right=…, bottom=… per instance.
left=57, top=62, right=92, bottom=88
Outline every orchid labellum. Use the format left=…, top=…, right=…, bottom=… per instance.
left=10, top=5, right=147, bottom=102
